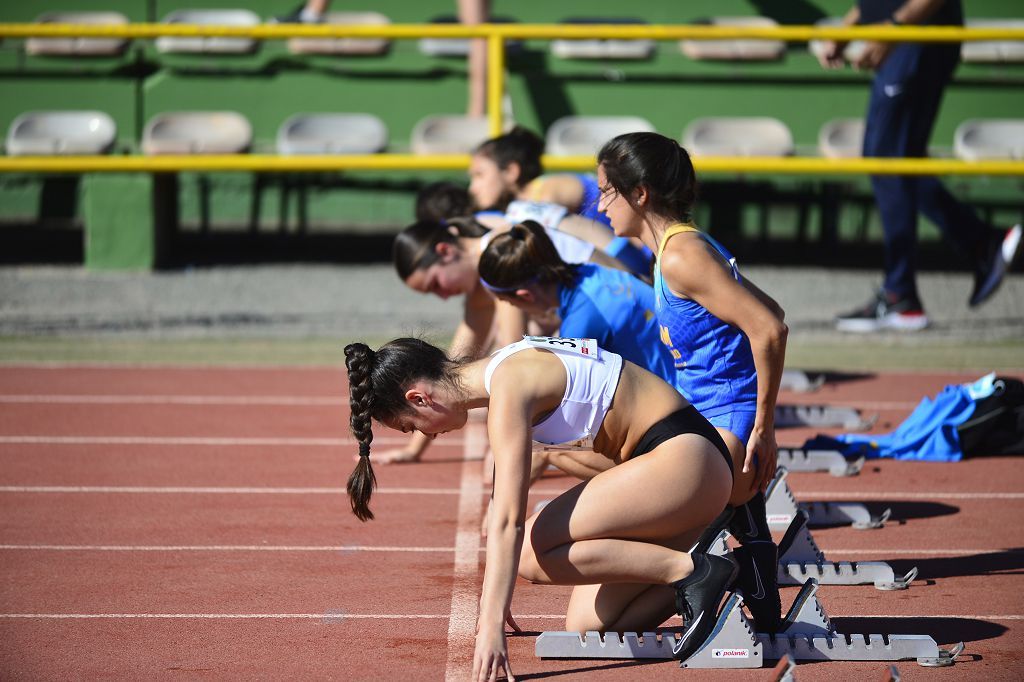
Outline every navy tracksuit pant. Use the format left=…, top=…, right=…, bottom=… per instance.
left=862, top=42, right=989, bottom=298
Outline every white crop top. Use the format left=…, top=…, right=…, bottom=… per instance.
left=483, top=337, right=623, bottom=450
left=480, top=223, right=595, bottom=265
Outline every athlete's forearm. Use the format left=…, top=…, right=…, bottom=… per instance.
left=478, top=519, right=525, bottom=626
left=749, top=321, right=789, bottom=428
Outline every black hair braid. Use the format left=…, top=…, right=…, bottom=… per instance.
left=344, top=343, right=378, bottom=521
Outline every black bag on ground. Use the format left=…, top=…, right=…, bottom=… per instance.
left=957, top=377, right=1024, bottom=457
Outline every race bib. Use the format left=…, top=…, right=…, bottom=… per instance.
left=523, top=336, right=599, bottom=359
left=504, top=200, right=568, bottom=229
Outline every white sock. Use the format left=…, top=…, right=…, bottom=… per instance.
left=299, top=8, right=321, bottom=22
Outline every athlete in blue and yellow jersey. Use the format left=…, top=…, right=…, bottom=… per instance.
left=597, top=132, right=790, bottom=634
left=477, top=220, right=672, bottom=481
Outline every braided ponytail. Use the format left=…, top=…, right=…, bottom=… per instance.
left=342, top=337, right=464, bottom=522
left=345, top=342, right=378, bottom=521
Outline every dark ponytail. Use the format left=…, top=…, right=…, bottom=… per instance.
left=345, top=343, right=378, bottom=521
left=474, top=126, right=545, bottom=188
left=392, top=219, right=489, bottom=281
left=596, top=132, right=698, bottom=223
left=343, top=338, right=464, bottom=521
left=479, top=221, right=580, bottom=292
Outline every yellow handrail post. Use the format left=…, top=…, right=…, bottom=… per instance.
left=487, top=28, right=504, bottom=138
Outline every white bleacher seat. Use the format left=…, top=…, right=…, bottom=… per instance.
left=680, top=17, right=786, bottom=61
left=818, top=118, right=864, bottom=158
left=545, top=116, right=656, bottom=156
left=953, top=119, right=1024, bottom=160
left=156, top=10, right=260, bottom=55
left=550, top=18, right=654, bottom=60
left=411, top=115, right=503, bottom=154
left=807, top=17, right=866, bottom=65
left=961, top=19, right=1024, bottom=63
left=6, top=111, right=117, bottom=155
left=682, top=117, right=794, bottom=157
left=418, top=16, right=520, bottom=57
left=277, top=113, right=388, bottom=154
left=25, top=12, right=129, bottom=57
left=142, top=112, right=252, bottom=155
left=287, top=12, right=390, bottom=56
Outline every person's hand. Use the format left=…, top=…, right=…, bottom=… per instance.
left=816, top=40, right=848, bottom=69
left=852, top=40, right=892, bottom=70
left=744, top=424, right=778, bottom=494
left=361, top=447, right=421, bottom=465
left=472, top=624, right=515, bottom=682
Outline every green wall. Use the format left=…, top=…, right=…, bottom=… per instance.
left=1, top=0, right=1022, bottom=267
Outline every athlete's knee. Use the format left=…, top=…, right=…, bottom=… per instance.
left=517, top=518, right=548, bottom=583
left=517, top=544, right=546, bottom=583
left=565, top=610, right=606, bottom=635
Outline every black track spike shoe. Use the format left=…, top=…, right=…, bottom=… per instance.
left=670, top=552, right=738, bottom=662
left=733, top=542, right=783, bottom=633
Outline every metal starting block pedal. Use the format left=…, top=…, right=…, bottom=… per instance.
left=778, top=447, right=865, bottom=477
left=775, top=404, right=877, bottom=430
left=709, top=513, right=917, bottom=590
left=780, top=370, right=825, bottom=393
left=774, top=512, right=917, bottom=590
left=766, top=467, right=891, bottom=531
left=535, top=580, right=963, bottom=668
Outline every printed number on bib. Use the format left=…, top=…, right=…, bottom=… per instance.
left=523, top=336, right=599, bottom=359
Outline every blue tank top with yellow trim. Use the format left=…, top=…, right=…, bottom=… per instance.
left=654, top=225, right=757, bottom=418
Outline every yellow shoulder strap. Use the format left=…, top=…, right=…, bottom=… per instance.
left=656, top=223, right=700, bottom=260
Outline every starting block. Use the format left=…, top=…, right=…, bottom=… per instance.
left=535, top=580, right=963, bottom=669
left=766, top=467, right=891, bottom=531
left=774, top=512, right=917, bottom=590
left=710, top=512, right=917, bottom=591
left=774, top=404, right=877, bottom=430
left=778, top=447, right=865, bottom=477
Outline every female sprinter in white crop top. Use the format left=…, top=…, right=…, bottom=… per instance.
left=344, top=336, right=735, bottom=679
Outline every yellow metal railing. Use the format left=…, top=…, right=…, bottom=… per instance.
left=0, top=155, right=1020, bottom=176
left=1, top=22, right=1023, bottom=175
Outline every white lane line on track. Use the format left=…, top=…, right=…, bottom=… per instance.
left=789, top=491, right=1024, bottom=500
left=0, top=436, right=407, bottom=446
left=445, top=418, right=487, bottom=681
left=2, top=545, right=1020, bottom=556
left=0, top=395, right=347, bottom=405
left=1, top=613, right=1021, bottom=621
left=0, top=362, right=337, bottom=371
left=0, top=545, right=459, bottom=552
left=3, top=485, right=1022, bottom=500
left=0, top=486, right=466, bottom=495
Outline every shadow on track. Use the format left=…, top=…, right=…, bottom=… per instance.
left=833, top=616, right=1007, bottom=648
left=888, top=548, right=1024, bottom=581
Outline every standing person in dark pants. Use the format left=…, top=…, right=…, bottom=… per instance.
left=819, top=0, right=1021, bottom=332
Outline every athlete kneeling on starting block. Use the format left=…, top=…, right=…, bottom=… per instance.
left=344, top=336, right=735, bottom=679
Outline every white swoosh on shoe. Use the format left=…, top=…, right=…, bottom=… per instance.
left=748, top=556, right=766, bottom=601
left=672, top=611, right=704, bottom=656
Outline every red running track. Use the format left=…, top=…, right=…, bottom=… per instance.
left=1, top=365, right=1022, bottom=680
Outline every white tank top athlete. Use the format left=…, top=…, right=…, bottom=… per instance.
left=483, top=337, right=623, bottom=450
